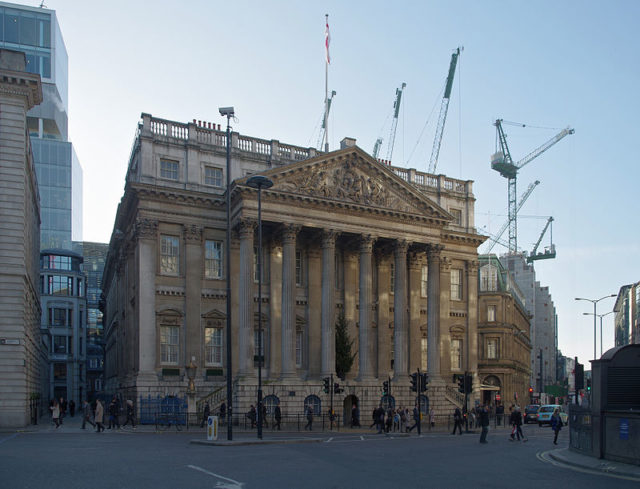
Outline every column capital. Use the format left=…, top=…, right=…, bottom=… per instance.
left=359, top=234, right=376, bottom=253
left=281, top=224, right=300, bottom=244
left=408, top=250, right=424, bottom=269
left=134, top=218, right=158, bottom=241
left=237, top=219, right=257, bottom=239
left=183, top=224, right=203, bottom=243
left=427, top=243, right=444, bottom=259
left=394, top=239, right=409, bottom=255
left=321, top=229, right=338, bottom=248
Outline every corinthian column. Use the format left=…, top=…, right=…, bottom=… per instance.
left=427, top=244, right=443, bottom=377
left=237, top=219, right=256, bottom=376
left=357, top=235, right=375, bottom=380
left=281, top=224, right=299, bottom=379
left=321, top=230, right=337, bottom=376
left=393, top=240, right=409, bottom=379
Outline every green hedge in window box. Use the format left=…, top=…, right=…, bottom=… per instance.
left=206, top=368, right=224, bottom=377
left=162, top=368, right=180, bottom=376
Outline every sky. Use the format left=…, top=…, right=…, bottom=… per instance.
left=29, top=0, right=639, bottom=367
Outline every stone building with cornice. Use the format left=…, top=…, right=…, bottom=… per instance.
left=102, top=113, right=486, bottom=424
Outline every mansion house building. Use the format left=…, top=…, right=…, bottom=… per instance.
left=102, top=113, right=490, bottom=421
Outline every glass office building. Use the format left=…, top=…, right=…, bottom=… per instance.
left=0, top=1, right=82, bottom=250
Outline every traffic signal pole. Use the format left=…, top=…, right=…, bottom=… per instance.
left=330, top=373, right=334, bottom=430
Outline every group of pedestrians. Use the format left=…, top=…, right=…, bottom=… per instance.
left=368, top=405, right=434, bottom=434
left=50, top=395, right=136, bottom=433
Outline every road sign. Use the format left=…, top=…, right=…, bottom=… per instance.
left=207, top=416, right=218, bottom=441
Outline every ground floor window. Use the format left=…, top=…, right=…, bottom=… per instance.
left=161, top=325, right=179, bottom=364
left=304, top=395, right=321, bottom=416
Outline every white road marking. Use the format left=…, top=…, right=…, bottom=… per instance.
left=188, top=464, right=244, bottom=488
left=536, top=451, right=640, bottom=482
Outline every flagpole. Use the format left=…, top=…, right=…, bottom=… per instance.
left=324, top=13, right=329, bottom=152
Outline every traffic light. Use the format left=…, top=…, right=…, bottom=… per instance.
left=420, top=373, right=429, bottom=392
left=528, top=387, right=533, bottom=395
left=334, top=382, right=343, bottom=394
left=575, top=362, right=584, bottom=390
left=465, top=373, right=473, bottom=394
left=457, top=375, right=465, bottom=393
left=322, top=377, right=330, bottom=394
left=586, top=378, right=591, bottom=392
left=382, top=380, right=389, bottom=395
left=410, top=373, right=418, bottom=392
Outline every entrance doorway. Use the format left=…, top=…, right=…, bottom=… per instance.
left=343, top=395, right=359, bottom=427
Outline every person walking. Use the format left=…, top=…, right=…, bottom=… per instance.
left=247, top=405, right=257, bottom=428
left=59, top=397, right=66, bottom=425
left=273, top=405, right=282, bottom=430
left=351, top=404, right=360, bottom=428
left=304, top=405, right=314, bottom=431
left=219, top=402, right=226, bottom=426
left=95, top=399, right=105, bottom=433
left=479, top=404, right=490, bottom=444
left=200, top=402, right=210, bottom=428
left=122, top=400, right=136, bottom=429
left=50, top=399, right=61, bottom=428
left=510, top=405, right=527, bottom=442
left=452, top=407, right=463, bottom=435
left=108, top=396, right=120, bottom=429
left=69, top=399, right=76, bottom=417
left=369, top=407, right=377, bottom=429
left=429, top=408, right=435, bottom=429
left=261, top=404, right=268, bottom=429
left=551, top=408, right=563, bottom=445
left=81, top=399, right=95, bottom=429
left=407, top=405, right=420, bottom=433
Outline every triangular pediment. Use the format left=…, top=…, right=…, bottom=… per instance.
left=238, top=146, right=451, bottom=223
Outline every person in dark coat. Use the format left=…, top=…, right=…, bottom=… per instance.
left=479, top=404, right=490, bottom=444
left=69, top=399, right=76, bottom=417
left=201, top=402, right=210, bottom=428
left=351, top=404, right=360, bottom=427
left=407, top=405, right=420, bottom=433
left=108, top=397, right=120, bottom=429
left=273, top=405, right=282, bottom=430
left=304, top=405, right=314, bottom=431
left=219, top=402, right=226, bottom=426
left=122, top=400, right=136, bottom=429
left=510, top=405, right=526, bottom=441
left=452, top=407, right=463, bottom=435
left=81, top=399, right=95, bottom=429
left=551, top=408, right=563, bottom=445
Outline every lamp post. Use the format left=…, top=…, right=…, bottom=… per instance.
left=219, top=106, right=234, bottom=440
left=575, top=294, right=616, bottom=361
left=583, top=310, right=614, bottom=358
left=246, top=174, right=273, bottom=440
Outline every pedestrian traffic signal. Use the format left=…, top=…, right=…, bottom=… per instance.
left=334, top=382, right=343, bottom=394
left=464, top=373, right=473, bottom=394
left=323, top=377, right=330, bottom=393
left=420, top=373, right=429, bottom=392
left=457, top=375, right=465, bottom=393
left=410, top=373, right=418, bottom=392
left=382, top=380, right=389, bottom=395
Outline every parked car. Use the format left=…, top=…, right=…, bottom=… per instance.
left=524, top=404, right=540, bottom=424
left=537, top=404, right=568, bottom=426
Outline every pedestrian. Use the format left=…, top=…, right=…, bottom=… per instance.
left=108, top=396, right=120, bottom=429
left=429, top=408, right=435, bottom=429
left=262, top=403, right=268, bottom=428
left=452, top=407, right=463, bottom=435
left=81, top=399, right=95, bottom=429
left=304, top=405, right=314, bottom=431
left=399, top=407, right=407, bottom=432
left=59, top=397, right=66, bottom=424
left=200, top=402, right=210, bottom=428
left=50, top=399, right=60, bottom=428
left=374, top=405, right=385, bottom=434
left=551, top=408, right=563, bottom=445
left=496, top=403, right=504, bottom=426
left=479, top=404, right=490, bottom=444
left=219, top=402, right=226, bottom=426
left=122, top=400, right=136, bottom=429
left=274, top=405, right=282, bottom=430
left=247, top=405, right=257, bottom=428
left=510, top=405, right=526, bottom=441
left=369, top=407, right=377, bottom=428
left=69, top=399, right=76, bottom=417
left=385, top=407, right=393, bottom=433
left=393, top=409, right=400, bottom=432
left=407, top=405, right=420, bottom=433
left=95, top=399, right=105, bottom=433
left=351, top=404, right=360, bottom=428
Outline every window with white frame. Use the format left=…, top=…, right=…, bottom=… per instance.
left=451, top=338, right=462, bottom=370
left=205, top=327, right=223, bottom=365
left=487, top=338, right=499, bottom=360
left=205, top=240, right=223, bottom=279
left=450, top=269, right=463, bottom=300
left=295, top=328, right=303, bottom=367
left=160, top=158, right=179, bottom=180
left=160, top=235, right=179, bottom=275
left=487, top=305, right=496, bottom=322
left=480, top=264, right=498, bottom=292
left=421, top=265, right=428, bottom=297
left=204, top=166, right=223, bottom=187
left=160, top=325, right=179, bottom=364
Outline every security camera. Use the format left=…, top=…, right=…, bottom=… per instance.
left=219, top=107, right=235, bottom=116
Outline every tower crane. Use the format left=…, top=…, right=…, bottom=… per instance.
left=380, top=82, right=406, bottom=162
left=428, top=47, right=461, bottom=174
left=491, top=120, right=574, bottom=253
left=317, top=90, right=336, bottom=151
left=372, top=137, right=383, bottom=159
left=527, top=217, right=555, bottom=263
left=483, top=180, right=540, bottom=254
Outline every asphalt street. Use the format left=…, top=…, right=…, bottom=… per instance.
left=1, top=419, right=638, bottom=489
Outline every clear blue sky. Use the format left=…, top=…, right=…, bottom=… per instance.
left=38, top=0, right=639, bottom=367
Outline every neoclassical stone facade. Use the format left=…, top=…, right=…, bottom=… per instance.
left=102, top=114, right=486, bottom=421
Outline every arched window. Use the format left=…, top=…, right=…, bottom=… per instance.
left=263, top=395, right=279, bottom=415
left=304, top=395, right=321, bottom=416
left=416, top=395, right=429, bottom=414
left=381, top=395, right=395, bottom=410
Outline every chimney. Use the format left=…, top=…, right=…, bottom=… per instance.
left=340, top=137, right=356, bottom=149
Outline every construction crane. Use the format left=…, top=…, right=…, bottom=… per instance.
left=383, top=82, right=406, bottom=162
left=428, top=47, right=461, bottom=174
left=484, top=180, right=540, bottom=254
left=318, top=90, right=336, bottom=151
left=491, top=120, right=574, bottom=253
left=527, top=217, right=555, bottom=263
left=372, top=137, right=383, bottom=159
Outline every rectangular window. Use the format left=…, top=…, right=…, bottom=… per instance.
left=47, top=275, right=73, bottom=295
left=480, top=264, right=498, bottom=292
left=451, top=339, right=462, bottom=370
left=160, top=158, right=179, bottom=180
left=77, top=278, right=84, bottom=297
left=295, top=250, right=303, bottom=286
left=160, top=235, right=179, bottom=275
left=205, top=240, right=223, bottom=279
left=49, top=307, right=69, bottom=327
left=390, top=262, right=395, bottom=294
left=450, top=269, right=463, bottom=300
left=487, top=305, right=496, bottom=322
left=421, top=265, right=428, bottom=297
left=450, top=208, right=462, bottom=226
left=295, top=330, right=303, bottom=367
left=53, top=363, right=66, bottom=380
left=487, top=338, right=498, bottom=360
left=53, top=336, right=66, bottom=354
left=205, top=328, right=222, bottom=366
left=204, top=166, right=223, bottom=187
left=160, top=326, right=179, bottom=364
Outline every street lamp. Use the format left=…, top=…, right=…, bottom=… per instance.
left=185, top=358, right=197, bottom=395
left=246, top=174, right=273, bottom=440
left=575, top=295, right=616, bottom=361
left=583, top=310, right=614, bottom=357
left=219, top=106, right=234, bottom=441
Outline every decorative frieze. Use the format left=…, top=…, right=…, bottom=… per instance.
left=135, top=218, right=158, bottom=240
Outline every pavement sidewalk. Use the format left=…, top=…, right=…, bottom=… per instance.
left=547, top=447, right=640, bottom=479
